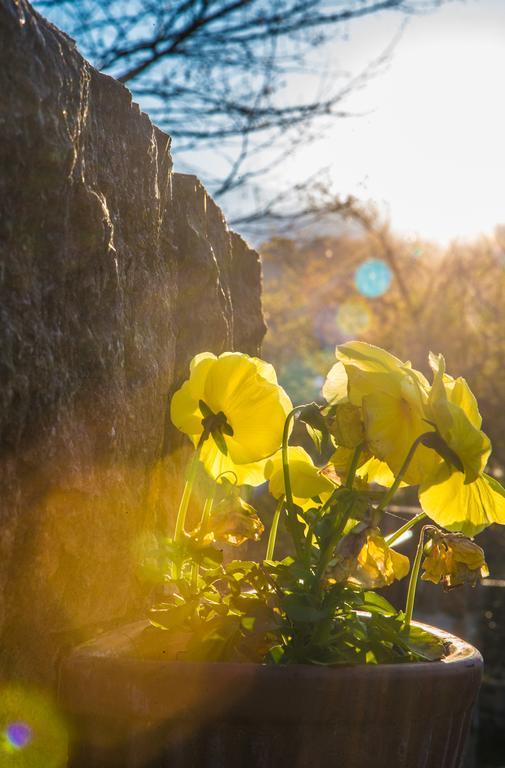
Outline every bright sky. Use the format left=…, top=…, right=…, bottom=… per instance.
left=288, top=0, right=505, bottom=244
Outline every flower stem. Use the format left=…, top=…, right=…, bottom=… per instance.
left=191, top=561, right=198, bottom=590
left=318, top=443, right=365, bottom=516
left=190, top=494, right=215, bottom=589
left=281, top=407, right=300, bottom=514
left=376, top=434, right=424, bottom=512
left=173, top=445, right=202, bottom=542
left=404, top=524, right=435, bottom=627
left=281, top=406, right=305, bottom=559
left=172, top=438, right=205, bottom=579
left=345, top=443, right=364, bottom=489
left=199, top=494, right=215, bottom=532
left=266, top=496, right=284, bottom=561
left=386, top=512, right=427, bottom=546
left=315, top=497, right=354, bottom=587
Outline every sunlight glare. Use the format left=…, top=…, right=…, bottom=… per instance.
left=288, top=1, right=505, bottom=244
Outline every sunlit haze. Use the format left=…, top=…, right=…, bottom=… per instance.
left=280, top=0, right=505, bottom=244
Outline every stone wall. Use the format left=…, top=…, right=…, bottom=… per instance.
left=0, top=0, right=266, bottom=685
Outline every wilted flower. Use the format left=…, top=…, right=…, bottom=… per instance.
left=171, top=352, right=292, bottom=485
left=349, top=528, right=410, bottom=589
left=200, top=496, right=264, bottom=547
left=326, top=402, right=365, bottom=449
left=421, top=533, right=489, bottom=588
left=327, top=523, right=369, bottom=583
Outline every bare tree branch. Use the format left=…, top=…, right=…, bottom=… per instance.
left=34, top=0, right=447, bottom=221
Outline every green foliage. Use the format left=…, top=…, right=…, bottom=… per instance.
left=149, top=534, right=445, bottom=665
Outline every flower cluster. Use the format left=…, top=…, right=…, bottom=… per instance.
left=150, top=343, right=503, bottom=666
left=324, top=342, right=505, bottom=537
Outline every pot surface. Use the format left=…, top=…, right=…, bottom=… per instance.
left=59, top=620, right=482, bottom=768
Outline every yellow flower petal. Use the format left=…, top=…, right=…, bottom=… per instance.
left=249, top=356, right=278, bottom=384
left=264, top=446, right=335, bottom=501
left=170, top=353, right=218, bottom=439
left=427, top=354, right=490, bottom=483
left=326, top=448, right=395, bottom=488
left=335, top=341, right=409, bottom=405
left=356, top=456, right=398, bottom=487
left=362, top=390, right=438, bottom=485
left=445, top=375, right=482, bottom=429
left=419, top=464, right=505, bottom=536
left=203, top=354, right=292, bottom=464
left=170, top=379, right=202, bottom=438
left=322, top=362, right=349, bottom=404
left=199, top=441, right=268, bottom=486
left=336, top=341, right=405, bottom=373
left=188, top=353, right=216, bottom=399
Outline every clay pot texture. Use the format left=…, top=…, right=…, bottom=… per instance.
left=59, top=620, right=482, bottom=768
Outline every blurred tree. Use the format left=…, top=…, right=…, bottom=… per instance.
left=261, top=222, right=505, bottom=474
left=34, top=0, right=446, bottom=216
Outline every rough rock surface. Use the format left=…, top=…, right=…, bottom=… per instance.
left=0, top=0, right=266, bottom=686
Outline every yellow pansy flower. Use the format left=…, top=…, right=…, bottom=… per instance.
left=349, top=529, right=410, bottom=589
left=171, top=352, right=292, bottom=484
left=326, top=342, right=437, bottom=485
left=425, top=353, right=491, bottom=483
left=264, top=446, right=335, bottom=507
left=415, top=353, right=505, bottom=536
left=421, top=532, right=489, bottom=588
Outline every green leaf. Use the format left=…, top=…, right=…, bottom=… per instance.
left=399, top=624, right=446, bottom=661
left=362, top=591, right=397, bottom=616
left=149, top=602, right=194, bottom=631
left=267, top=645, right=285, bottom=664
left=282, top=594, right=327, bottom=623
left=212, top=427, right=228, bottom=455
left=298, top=402, right=332, bottom=455
left=187, top=540, right=223, bottom=568
left=199, top=399, right=213, bottom=418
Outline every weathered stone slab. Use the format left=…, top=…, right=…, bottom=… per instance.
left=0, top=0, right=265, bottom=685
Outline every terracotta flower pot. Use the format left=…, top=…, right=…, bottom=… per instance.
left=59, top=620, right=482, bottom=768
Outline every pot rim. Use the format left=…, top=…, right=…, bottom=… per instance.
left=66, top=618, right=482, bottom=670
left=59, top=620, right=483, bottom=722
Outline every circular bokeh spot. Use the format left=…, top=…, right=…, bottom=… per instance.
left=6, top=723, right=32, bottom=750
left=336, top=300, right=372, bottom=336
left=355, top=258, right=392, bottom=298
left=0, top=684, right=68, bottom=767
